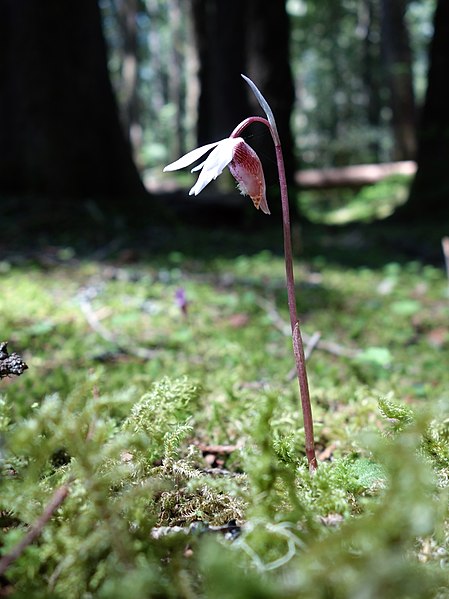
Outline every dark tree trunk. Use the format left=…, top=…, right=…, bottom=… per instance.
left=246, top=0, right=296, bottom=187
left=167, top=0, right=188, bottom=159
left=0, top=0, right=146, bottom=200
left=114, top=0, right=142, bottom=163
left=361, top=0, right=383, bottom=161
left=191, top=0, right=251, bottom=145
left=392, top=0, right=449, bottom=221
left=380, top=0, right=417, bottom=160
left=190, top=0, right=297, bottom=218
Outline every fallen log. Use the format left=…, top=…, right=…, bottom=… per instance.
left=295, top=160, right=416, bottom=189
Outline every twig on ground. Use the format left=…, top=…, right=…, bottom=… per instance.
left=257, top=297, right=360, bottom=360
left=0, top=481, right=72, bottom=576
left=0, top=342, right=28, bottom=379
left=317, top=442, right=338, bottom=462
left=151, top=520, right=241, bottom=541
left=304, top=331, right=322, bottom=361
left=314, top=338, right=360, bottom=359
left=78, top=298, right=158, bottom=360
left=256, top=297, right=292, bottom=337
left=195, top=443, right=238, bottom=455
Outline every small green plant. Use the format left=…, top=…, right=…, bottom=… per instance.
left=164, top=75, right=317, bottom=469
left=0, top=377, right=245, bottom=595
left=197, top=397, right=449, bottom=599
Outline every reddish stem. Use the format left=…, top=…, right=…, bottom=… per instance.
left=231, top=116, right=317, bottom=471
left=230, top=116, right=270, bottom=138
left=274, top=143, right=317, bottom=471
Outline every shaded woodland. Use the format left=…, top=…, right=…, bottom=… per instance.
left=2, top=3, right=449, bottom=598
left=0, top=0, right=447, bottom=221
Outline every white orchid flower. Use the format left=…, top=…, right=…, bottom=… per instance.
left=163, top=136, right=270, bottom=215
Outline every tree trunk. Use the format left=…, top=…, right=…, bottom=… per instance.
left=392, top=0, right=449, bottom=220
left=166, top=0, right=188, bottom=159
left=191, top=0, right=251, bottom=145
left=0, top=0, right=146, bottom=200
left=360, top=0, right=383, bottom=162
left=190, top=0, right=297, bottom=219
left=114, top=0, right=142, bottom=164
left=380, top=0, right=417, bottom=160
left=246, top=0, right=296, bottom=187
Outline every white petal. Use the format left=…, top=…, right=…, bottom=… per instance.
left=189, top=137, right=242, bottom=196
left=191, top=160, right=206, bottom=173
left=163, top=140, right=222, bottom=172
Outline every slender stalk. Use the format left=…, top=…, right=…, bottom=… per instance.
left=231, top=80, right=318, bottom=470
left=231, top=138, right=318, bottom=472
left=274, top=143, right=317, bottom=471
left=230, top=116, right=270, bottom=138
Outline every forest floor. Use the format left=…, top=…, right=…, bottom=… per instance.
left=1, top=193, right=449, bottom=598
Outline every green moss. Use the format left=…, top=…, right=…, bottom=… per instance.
left=1, top=222, right=449, bottom=597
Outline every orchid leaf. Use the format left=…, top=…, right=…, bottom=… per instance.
left=241, top=74, right=280, bottom=145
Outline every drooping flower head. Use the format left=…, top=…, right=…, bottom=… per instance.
left=163, top=135, right=270, bottom=215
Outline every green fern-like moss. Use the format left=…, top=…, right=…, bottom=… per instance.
left=378, top=393, right=415, bottom=432
left=2, top=379, right=449, bottom=598
left=0, top=377, right=245, bottom=597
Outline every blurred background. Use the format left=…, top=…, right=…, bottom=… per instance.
left=3, top=5, right=449, bottom=597
left=0, top=0, right=447, bottom=226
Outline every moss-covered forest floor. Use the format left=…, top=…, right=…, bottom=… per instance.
left=1, top=194, right=449, bottom=598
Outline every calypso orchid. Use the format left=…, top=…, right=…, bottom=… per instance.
left=164, top=75, right=317, bottom=471
left=164, top=135, right=270, bottom=214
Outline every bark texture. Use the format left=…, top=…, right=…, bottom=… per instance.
left=0, top=0, right=146, bottom=199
